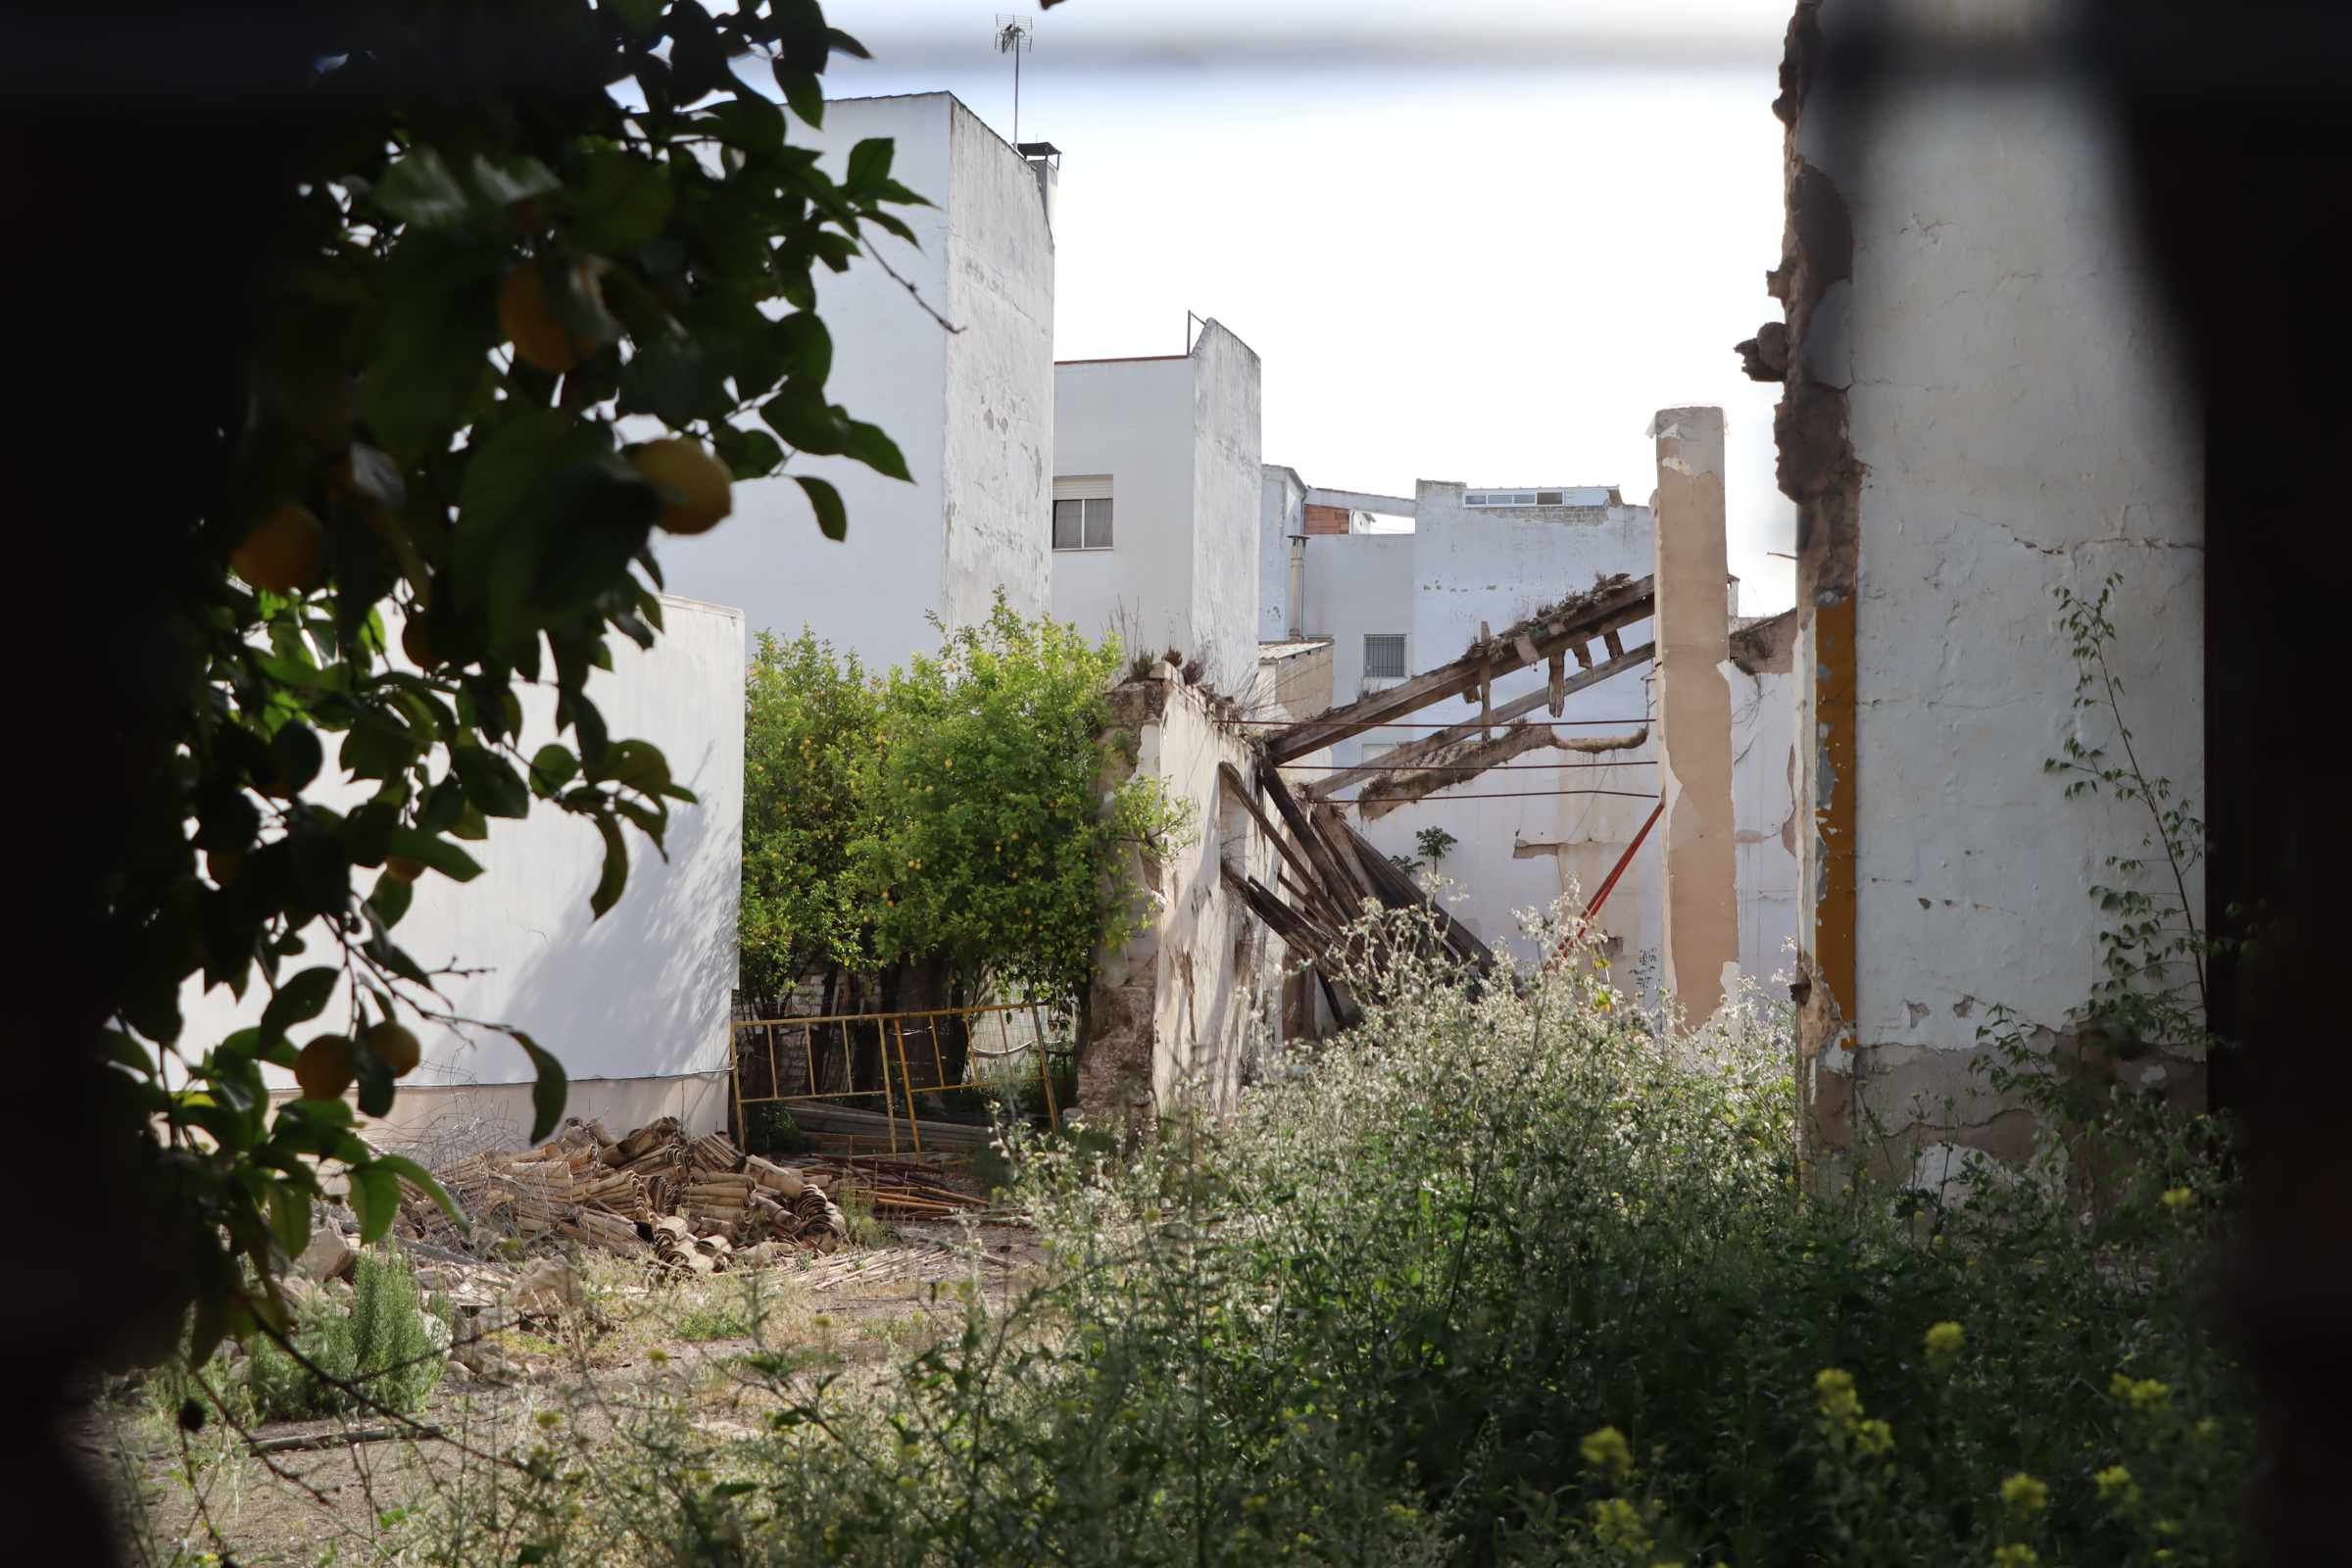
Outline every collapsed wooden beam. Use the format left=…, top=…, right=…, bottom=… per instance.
left=1261, top=573, right=1656, bottom=765
left=1302, top=641, right=1655, bottom=801
left=1357, top=724, right=1649, bottom=821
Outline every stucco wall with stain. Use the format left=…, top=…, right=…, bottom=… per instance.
left=1080, top=673, right=1294, bottom=1133
left=1768, top=0, right=2206, bottom=1169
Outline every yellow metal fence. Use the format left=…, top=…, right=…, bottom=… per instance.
left=730, top=1001, right=1063, bottom=1155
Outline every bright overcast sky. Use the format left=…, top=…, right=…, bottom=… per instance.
left=820, top=0, right=1798, bottom=613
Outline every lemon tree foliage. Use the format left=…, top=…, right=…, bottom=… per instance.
left=121, top=0, right=919, bottom=1365
left=740, top=604, right=1193, bottom=1008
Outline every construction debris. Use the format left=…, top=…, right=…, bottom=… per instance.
left=399, top=1116, right=847, bottom=1273
left=394, top=1113, right=1005, bottom=1278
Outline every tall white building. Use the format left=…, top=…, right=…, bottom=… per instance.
left=1048, top=321, right=1264, bottom=690
left=655, top=93, right=1056, bottom=669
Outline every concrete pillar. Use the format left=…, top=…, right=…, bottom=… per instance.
left=1648, top=406, right=1741, bottom=1027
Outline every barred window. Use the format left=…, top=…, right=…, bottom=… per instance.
left=1363, top=633, right=1406, bottom=680
left=1053, top=496, right=1113, bottom=550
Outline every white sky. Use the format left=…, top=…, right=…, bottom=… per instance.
left=821, top=1, right=1799, bottom=613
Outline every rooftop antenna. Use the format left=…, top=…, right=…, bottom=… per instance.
left=994, top=15, right=1034, bottom=146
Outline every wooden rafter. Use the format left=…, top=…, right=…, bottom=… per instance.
left=1261, top=573, right=1656, bottom=767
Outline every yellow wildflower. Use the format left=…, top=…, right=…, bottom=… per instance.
left=1580, top=1426, right=1635, bottom=1478
left=1925, top=1320, right=1966, bottom=1362
left=1857, top=1419, right=1895, bottom=1457
left=2002, top=1472, right=2049, bottom=1520
left=2161, top=1186, right=2194, bottom=1210
left=1591, top=1497, right=1650, bottom=1550
left=2094, top=1464, right=2141, bottom=1507
left=1993, top=1546, right=2042, bottom=1568
left=2111, top=1374, right=2174, bottom=1412
left=1815, top=1368, right=1863, bottom=1429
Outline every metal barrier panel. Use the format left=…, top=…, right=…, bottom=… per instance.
left=731, top=1002, right=1067, bottom=1154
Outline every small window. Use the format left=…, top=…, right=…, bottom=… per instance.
left=1363, top=634, right=1406, bottom=680
left=1054, top=496, right=1113, bottom=551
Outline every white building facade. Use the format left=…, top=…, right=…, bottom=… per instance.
left=655, top=93, right=1056, bottom=670
left=1049, top=321, right=1265, bottom=690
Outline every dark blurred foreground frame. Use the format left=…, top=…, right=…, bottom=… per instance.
left=1811, top=0, right=2352, bottom=1556
left=0, top=6, right=327, bottom=1560
left=2099, top=4, right=2352, bottom=1555
left=4, top=0, right=2350, bottom=1561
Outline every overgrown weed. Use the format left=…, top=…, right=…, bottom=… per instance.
left=371, top=906, right=2249, bottom=1565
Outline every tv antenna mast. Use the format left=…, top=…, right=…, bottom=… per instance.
left=994, top=15, right=1034, bottom=146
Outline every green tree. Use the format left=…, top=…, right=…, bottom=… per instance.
left=105, top=0, right=919, bottom=1365
left=738, top=602, right=1191, bottom=1014
left=739, top=628, right=884, bottom=998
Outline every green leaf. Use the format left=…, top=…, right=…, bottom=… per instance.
left=455, top=407, right=571, bottom=570
left=269, top=1180, right=313, bottom=1260
left=366, top=233, right=502, bottom=459
left=453, top=745, right=532, bottom=818
left=597, top=738, right=672, bottom=794
left=797, top=475, right=848, bottom=541
left=508, top=1029, right=569, bottom=1143
left=372, top=1155, right=468, bottom=1234
left=349, top=1163, right=401, bottom=1243
left=355, top=1037, right=395, bottom=1117
left=385, top=825, right=483, bottom=881
left=373, top=147, right=470, bottom=227
left=99, top=1029, right=155, bottom=1074
left=261, top=967, right=340, bottom=1045
left=845, top=136, right=896, bottom=193
left=469, top=153, right=562, bottom=208
left=841, top=419, right=910, bottom=482
left=561, top=149, right=675, bottom=254
left=530, top=743, right=581, bottom=796
left=590, top=812, right=629, bottom=919
left=775, top=66, right=824, bottom=127
left=368, top=868, right=416, bottom=927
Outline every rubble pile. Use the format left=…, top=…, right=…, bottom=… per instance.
left=398, top=1114, right=853, bottom=1272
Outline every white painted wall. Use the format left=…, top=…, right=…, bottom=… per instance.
left=1051, top=321, right=1264, bottom=689
left=1053, top=353, right=1194, bottom=660
left=183, top=598, right=748, bottom=1144
left=1258, top=465, right=1306, bottom=641
left=1189, top=323, right=1266, bottom=684
left=654, top=93, right=1054, bottom=670
left=1790, top=1, right=2205, bottom=1146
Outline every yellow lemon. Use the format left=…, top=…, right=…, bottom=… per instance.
left=365, top=1020, right=422, bottom=1078
left=629, top=437, right=733, bottom=535
left=233, top=502, right=327, bottom=595
left=294, top=1034, right=359, bottom=1102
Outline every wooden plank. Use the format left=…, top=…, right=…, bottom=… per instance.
left=1218, top=761, right=1353, bottom=933
left=1257, top=759, right=1366, bottom=921
left=1262, top=575, right=1655, bottom=763
left=1301, top=641, right=1655, bottom=800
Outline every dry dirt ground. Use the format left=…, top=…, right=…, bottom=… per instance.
left=74, top=1219, right=1045, bottom=1567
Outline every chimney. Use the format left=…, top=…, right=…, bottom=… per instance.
left=1018, top=142, right=1059, bottom=230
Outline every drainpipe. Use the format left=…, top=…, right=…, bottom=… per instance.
left=1288, top=535, right=1306, bottom=638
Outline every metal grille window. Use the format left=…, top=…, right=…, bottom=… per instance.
left=1363, top=633, right=1406, bottom=680
left=1052, top=496, right=1113, bottom=550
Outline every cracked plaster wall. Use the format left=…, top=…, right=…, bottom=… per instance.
left=1773, top=0, right=2205, bottom=1164
left=1079, top=675, right=1291, bottom=1135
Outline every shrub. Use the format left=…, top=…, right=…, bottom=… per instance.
left=248, top=1248, right=450, bottom=1420
left=405, top=908, right=2250, bottom=1566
